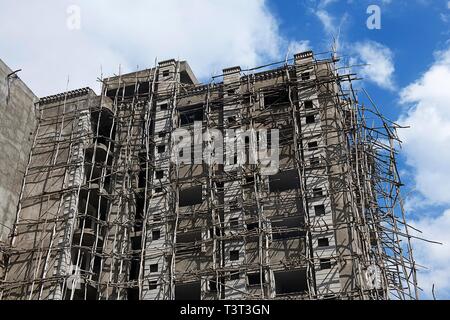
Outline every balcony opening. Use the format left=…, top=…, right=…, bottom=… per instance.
left=176, top=230, right=202, bottom=255
left=175, top=281, right=201, bottom=300
left=179, top=104, right=203, bottom=126
left=264, top=90, right=290, bottom=108
left=179, top=185, right=202, bottom=207
left=137, top=82, right=150, bottom=95
left=274, top=270, right=307, bottom=295
left=271, top=216, right=304, bottom=240
left=247, top=272, right=264, bottom=286
left=269, top=169, right=300, bottom=192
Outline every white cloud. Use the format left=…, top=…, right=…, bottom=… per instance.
left=399, top=45, right=450, bottom=299
left=411, top=210, right=450, bottom=299
left=351, top=41, right=396, bottom=90
left=287, top=40, right=311, bottom=57
left=0, top=0, right=307, bottom=97
left=315, top=9, right=335, bottom=34
left=399, top=46, right=450, bottom=204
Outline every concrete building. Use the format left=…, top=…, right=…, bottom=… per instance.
left=0, top=59, right=38, bottom=283
left=0, top=52, right=418, bottom=300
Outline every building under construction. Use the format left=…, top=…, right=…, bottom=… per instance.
left=0, top=51, right=418, bottom=300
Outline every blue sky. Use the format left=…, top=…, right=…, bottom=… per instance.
left=1, top=0, right=450, bottom=299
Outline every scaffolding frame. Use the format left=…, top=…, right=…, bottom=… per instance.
left=0, top=52, right=419, bottom=300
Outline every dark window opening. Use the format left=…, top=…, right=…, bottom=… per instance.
left=175, top=282, right=201, bottom=300
left=129, top=258, right=140, bottom=280
left=158, top=132, right=166, bottom=138
left=274, top=270, right=307, bottom=295
left=301, top=72, right=310, bottom=81
left=242, top=93, right=252, bottom=104
left=127, top=288, right=139, bottom=300
left=245, top=176, right=254, bottom=186
left=313, top=188, right=323, bottom=197
left=155, top=170, right=164, bottom=180
left=148, top=281, right=158, bottom=290
left=152, top=229, right=161, bottom=240
left=160, top=103, right=168, bottom=111
left=310, top=157, right=320, bottom=167
left=230, top=250, right=240, bottom=261
left=154, top=187, right=163, bottom=194
left=229, top=272, right=240, bottom=281
left=209, top=280, right=218, bottom=293
left=269, top=170, right=300, bottom=192
left=317, top=238, right=329, bottom=247
left=227, top=88, right=236, bottom=95
left=314, top=204, right=326, bottom=216
left=227, top=116, right=237, bottom=124
left=320, top=259, right=332, bottom=270
left=230, top=218, right=239, bottom=228
left=131, top=236, right=142, bottom=251
left=304, top=100, right=313, bottom=109
left=306, top=115, right=316, bottom=124
left=162, top=70, right=170, bottom=77
left=150, top=264, right=158, bottom=273
left=157, top=145, right=166, bottom=153
left=180, top=105, right=203, bottom=126
left=247, top=272, right=264, bottom=286
left=179, top=185, right=202, bottom=207
left=246, top=222, right=258, bottom=231
left=308, top=141, right=318, bottom=151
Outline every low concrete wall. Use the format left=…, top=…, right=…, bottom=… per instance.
left=0, top=58, right=37, bottom=243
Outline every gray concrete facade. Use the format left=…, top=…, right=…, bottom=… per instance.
left=0, top=59, right=37, bottom=243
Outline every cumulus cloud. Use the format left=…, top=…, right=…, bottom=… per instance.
left=0, top=0, right=307, bottom=96
left=411, top=210, right=450, bottom=299
left=399, top=46, right=450, bottom=204
left=315, top=9, right=335, bottom=34
left=399, top=45, right=450, bottom=299
left=350, top=41, right=396, bottom=90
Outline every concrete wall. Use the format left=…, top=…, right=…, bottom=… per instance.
left=0, top=59, right=37, bottom=244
